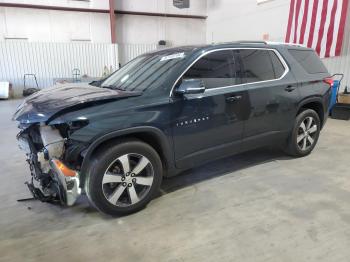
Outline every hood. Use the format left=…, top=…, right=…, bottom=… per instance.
left=13, top=83, right=142, bottom=124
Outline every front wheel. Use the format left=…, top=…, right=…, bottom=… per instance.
left=284, top=109, right=321, bottom=157
left=85, top=139, right=163, bottom=216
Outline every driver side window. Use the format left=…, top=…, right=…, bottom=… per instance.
left=183, top=50, right=240, bottom=89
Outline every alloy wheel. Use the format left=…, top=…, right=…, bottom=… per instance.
left=101, top=153, right=154, bottom=207
left=297, top=116, right=318, bottom=151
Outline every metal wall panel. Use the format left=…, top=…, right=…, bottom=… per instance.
left=1, top=40, right=349, bottom=97
left=322, top=4, right=350, bottom=92
left=118, top=43, right=158, bottom=65
left=0, top=42, right=118, bottom=96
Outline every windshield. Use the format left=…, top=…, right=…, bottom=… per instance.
left=101, top=51, right=188, bottom=92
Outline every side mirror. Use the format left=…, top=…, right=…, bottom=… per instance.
left=175, top=79, right=205, bottom=95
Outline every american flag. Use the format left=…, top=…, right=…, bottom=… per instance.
left=285, top=0, right=349, bottom=58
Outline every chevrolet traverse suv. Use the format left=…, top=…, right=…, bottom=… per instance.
left=14, top=41, right=332, bottom=216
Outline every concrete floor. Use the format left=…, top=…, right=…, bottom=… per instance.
left=1, top=99, right=350, bottom=262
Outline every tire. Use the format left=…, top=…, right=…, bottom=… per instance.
left=284, top=109, right=321, bottom=157
left=85, top=139, right=163, bottom=216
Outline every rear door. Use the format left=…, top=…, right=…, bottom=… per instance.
left=237, top=48, right=300, bottom=149
left=171, top=49, right=249, bottom=169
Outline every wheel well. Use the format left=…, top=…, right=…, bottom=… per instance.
left=298, top=101, right=324, bottom=126
left=88, top=132, right=169, bottom=171
left=132, top=133, right=168, bottom=170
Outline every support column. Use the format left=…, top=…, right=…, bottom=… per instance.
left=109, top=0, right=116, bottom=43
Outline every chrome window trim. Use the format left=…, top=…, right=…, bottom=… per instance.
left=170, top=47, right=289, bottom=96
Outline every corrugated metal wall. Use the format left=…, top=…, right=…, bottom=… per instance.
left=2, top=40, right=348, bottom=96
left=322, top=3, right=350, bottom=92
left=0, top=42, right=118, bottom=96
left=118, top=43, right=158, bottom=65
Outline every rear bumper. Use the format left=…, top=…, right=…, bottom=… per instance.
left=322, top=110, right=329, bottom=128
left=322, top=90, right=331, bottom=129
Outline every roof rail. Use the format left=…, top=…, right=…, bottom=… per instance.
left=266, top=41, right=307, bottom=47
left=213, top=40, right=267, bottom=45
left=238, top=40, right=267, bottom=45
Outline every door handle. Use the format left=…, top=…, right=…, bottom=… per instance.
left=226, top=95, right=242, bottom=102
left=285, top=85, right=296, bottom=92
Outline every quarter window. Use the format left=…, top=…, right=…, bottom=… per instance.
left=183, top=50, right=240, bottom=89
left=288, top=49, right=328, bottom=74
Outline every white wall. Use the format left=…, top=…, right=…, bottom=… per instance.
left=0, top=0, right=207, bottom=46
left=206, top=0, right=290, bottom=43
left=115, top=0, right=207, bottom=46
left=115, top=0, right=206, bottom=16
left=116, top=14, right=206, bottom=45
left=0, top=0, right=109, bottom=9
left=0, top=7, right=111, bottom=42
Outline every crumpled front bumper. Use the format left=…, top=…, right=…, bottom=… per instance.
left=17, top=124, right=82, bottom=206
left=49, top=158, right=81, bottom=206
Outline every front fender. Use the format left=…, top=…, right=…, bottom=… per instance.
left=79, top=126, right=174, bottom=188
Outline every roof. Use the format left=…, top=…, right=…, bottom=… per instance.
left=144, top=41, right=312, bottom=57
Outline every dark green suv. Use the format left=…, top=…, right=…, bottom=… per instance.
left=14, top=41, right=332, bottom=216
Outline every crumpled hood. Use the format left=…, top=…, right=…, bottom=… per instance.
left=13, top=83, right=142, bottom=124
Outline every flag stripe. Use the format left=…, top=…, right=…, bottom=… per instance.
left=303, top=0, right=314, bottom=45
left=307, top=0, right=319, bottom=47
left=290, top=0, right=297, bottom=43
left=286, top=0, right=348, bottom=58
left=325, top=0, right=338, bottom=57
left=293, top=0, right=303, bottom=43
left=335, top=0, right=349, bottom=55
left=330, top=0, right=343, bottom=56
left=299, top=0, right=310, bottom=44
left=311, top=0, right=324, bottom=48
left=296, top=0, right=305, bottom=43
left=320, top=0, right=335, bottom=57
left=286, top=0, right=296, bottom=42
left=315, top=0, right=329, bottom=55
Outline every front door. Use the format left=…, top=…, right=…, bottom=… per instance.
left=170, top=49, right=249, bottom=169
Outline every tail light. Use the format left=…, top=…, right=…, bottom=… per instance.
left=323, top=77, right=334, bottom=87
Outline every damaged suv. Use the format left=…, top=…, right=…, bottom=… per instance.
left=14, top=42, right=332, bottom=216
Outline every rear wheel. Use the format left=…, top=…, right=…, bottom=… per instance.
left=85, top=139, right=163, bottom=216
left=284, top=109, right=321, bottom=157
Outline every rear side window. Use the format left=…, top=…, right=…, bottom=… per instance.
left=288, top=49, right=328, bottom=74
left=183, top=50, right=240, bottom=89
left=239, top=49, right=279, bottom=83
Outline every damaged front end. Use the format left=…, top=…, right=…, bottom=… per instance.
left=17, top=123, right=82, bottom=206
left=13, top=84, right=143, bottom=207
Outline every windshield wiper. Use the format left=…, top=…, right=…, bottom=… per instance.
left=101, top=85, right=126, bottom=91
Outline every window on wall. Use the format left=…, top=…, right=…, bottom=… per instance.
left=183, top=50, right=240, bottom=89
left=4, top=37, right=28, bottom=41
left=239, top=49, right=284, bottom=83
